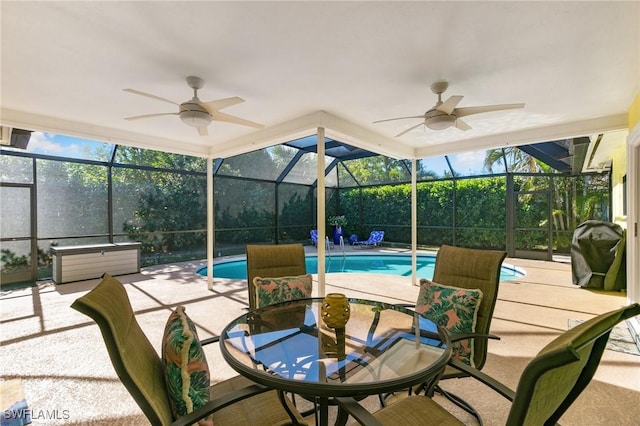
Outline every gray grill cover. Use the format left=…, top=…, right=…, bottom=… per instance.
left=571, top=220, right=626, bottom=290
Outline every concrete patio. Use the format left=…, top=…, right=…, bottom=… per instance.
left=1, top=248, right=638, bottom=425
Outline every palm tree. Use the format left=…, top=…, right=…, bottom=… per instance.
left=483, top=147, right=540, bottom=173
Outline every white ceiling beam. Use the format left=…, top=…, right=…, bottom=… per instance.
left=3, top=106, right=627, bottom=163
left=209, top=110, right=410, bottom=159
left=415, top=114, right=628, bottom=158
left=208, top=111, right=321, bottom=158
left=320, top=112, right=414, bottom=160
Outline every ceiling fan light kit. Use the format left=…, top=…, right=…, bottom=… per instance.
left=374, top=80, right=525, bottom=136
left=179, top=104, right=212, bottom=128
left=424, top=111, right=456, bottom=130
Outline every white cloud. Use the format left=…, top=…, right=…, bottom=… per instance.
left=28, top=132, right=82, bottom=155
left=451, top=150, right=486, bottom=174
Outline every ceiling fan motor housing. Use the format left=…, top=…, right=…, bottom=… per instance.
left=425, top=109, right=456, bottom=130
left=179, top=102, right=212, bottom=128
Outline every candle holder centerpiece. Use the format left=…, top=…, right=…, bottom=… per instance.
left=321, top=293, right=350, bottom=360
left=321, top=293, right=351, bottom=329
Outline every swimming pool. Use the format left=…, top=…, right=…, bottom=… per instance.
left=197, top=254, right=524, bottom=281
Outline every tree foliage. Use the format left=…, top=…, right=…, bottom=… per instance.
left=341, top=157, right=410, bottom=185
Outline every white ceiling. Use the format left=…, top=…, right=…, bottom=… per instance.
left=1, top=1, right=638, bottom=160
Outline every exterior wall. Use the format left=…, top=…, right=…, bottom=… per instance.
left=611, top=145, right=627, bottom=228
left=629, top=92, right=640, bottom=128
left=611, top=91, right=638, bottom=227
left=626, top=92, right=639, bottom=342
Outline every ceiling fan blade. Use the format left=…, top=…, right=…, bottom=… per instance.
left=455, top=118, right=472, bottom=131
left=124, top=112, right=178, bottom=121
left=395, top=122, right=425, bottom=137
left=123, top=89, right=178, bottom=105
left=198, top=126, right=208, bottom=136
left=373, top=115, right=425, bottom=124
left=210, top=111, right=264, bottom=128
left=201, top=96, right=245, bottom=112
left=455, top=103, right=525, bottom=118
left=436, top=95, right=464, bottom=115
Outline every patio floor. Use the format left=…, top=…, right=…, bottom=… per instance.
left=1, top=247, right=638, bottom=425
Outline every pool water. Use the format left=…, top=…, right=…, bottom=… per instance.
left=197, top=254, right=524, bottom=281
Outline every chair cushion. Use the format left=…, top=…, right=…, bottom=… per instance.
left=161, top=305, right=212, bottom=425
left=416, top=279, right=483, bottom=366
left=253, top=274, right=313, bottom=308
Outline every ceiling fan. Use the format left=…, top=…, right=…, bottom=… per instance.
left=123, top=76, right=264, bottom=136
left=374, top=81, right=524, bottom=137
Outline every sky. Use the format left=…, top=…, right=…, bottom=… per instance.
left=24, top=132, right=111, bottom=161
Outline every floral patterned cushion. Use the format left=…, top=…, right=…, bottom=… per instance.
left=161, top=306, right=212, bottom=425
left=416, top=279, right=483, bottom=366
left=253, top=274, right=313, bottom=308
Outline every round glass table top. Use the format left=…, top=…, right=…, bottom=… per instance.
left=220, top=297, right=451, bottom=398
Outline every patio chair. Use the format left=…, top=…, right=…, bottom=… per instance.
left=310, top=229, right=319, bottom=246
left=246, top=243, right=307, bottom=310
left=336, top=303, right=640, bottom=426
left=70, top=273, right=306, bottom=426
left=353, top=230, right=384, bottom=248
left=388, top=244, right=506, bottom=423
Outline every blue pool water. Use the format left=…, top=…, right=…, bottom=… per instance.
left=197, top=254, right=524, bottom=281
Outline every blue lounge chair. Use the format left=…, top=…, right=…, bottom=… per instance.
left=353, top=230, right=384, bottom=248
left=310, top=229, right=318, bottom=246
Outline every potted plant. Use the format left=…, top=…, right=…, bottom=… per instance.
left=328, top=215, right=347, bottom=244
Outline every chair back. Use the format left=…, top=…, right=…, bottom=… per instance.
left=370, top=230, right=384, bottom=244
left=310, top=229, right=318, bottom=245
left=506, top=303, right=640, bottom=426
left=71, top=274, right=173, bottom=425
left=357, top=230, right=384, bottom=245
left=245, top=243, right=307, bottom=310
left=433, top=244, right=506, bottom=370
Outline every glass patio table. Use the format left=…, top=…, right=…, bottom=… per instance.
left=219, top=297, right=452, bottom=426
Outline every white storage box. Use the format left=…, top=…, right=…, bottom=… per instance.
left=51, top=242, right=141, bottom=284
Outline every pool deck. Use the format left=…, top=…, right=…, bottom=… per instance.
left=0, top=246, right=638, bottom=425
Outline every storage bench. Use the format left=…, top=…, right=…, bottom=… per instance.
left=51, top=242, right=141, bottom=284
